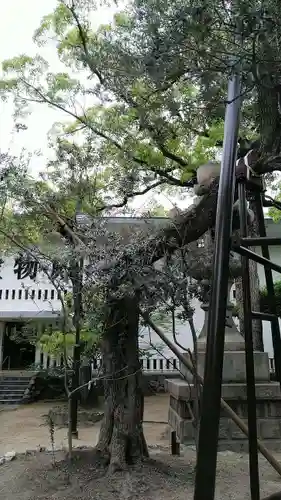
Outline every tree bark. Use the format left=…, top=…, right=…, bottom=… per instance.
left=100, top=178, right=219, bottom=274
left=235, top=202, right=264, bottom=351
left=95, top=296, right=148, bottom=472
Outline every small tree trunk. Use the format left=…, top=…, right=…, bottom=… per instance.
left=235, top=202, right=264, bottom=351
left=79, top=364, right=99, bottom=408
left=95, top=296, right=148, bottom=472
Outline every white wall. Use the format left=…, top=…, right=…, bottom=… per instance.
left=0, top=256, right=61, bottom=319
left=139, top=297, right=205, bottom=358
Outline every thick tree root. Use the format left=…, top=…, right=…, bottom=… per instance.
left=95, top=426, right=149, bottom=474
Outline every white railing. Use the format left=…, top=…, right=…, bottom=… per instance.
left=140, top=357, right=180, bottom=372
left=35, top=350, right=72, bottom=370
left=35, top=350, right=276, bottom=375
left=269, top=357, right=275, bottom=374
left=36, top=351, right=180, bottom=373
left=90, top=357, right=180, bottom=373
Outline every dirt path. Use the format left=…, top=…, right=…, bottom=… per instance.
left=0, top=395, right=170, bottom=455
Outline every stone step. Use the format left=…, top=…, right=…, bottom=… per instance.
left=0, top=377, right=30, bottom=384
left=0, top=380, right=29, bottom=387
left=0, top=387, right=26, bottom=392
left=0, top=374, right=32, bottom=405
left=0, top=382, right=30, bottom=388
left=0, top=380, right=29, bottom=386
left=0, top=390, right=28, bottom=397
left=0, top=399, right=22, bottom=405
left=0, top=382, right=29, bottom=389
left=0, top=392, right=25, bottom=400
left=0, top=386, right=29, bottom=393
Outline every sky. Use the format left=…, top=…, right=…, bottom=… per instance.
left=0, top=1, right=117, bottom=169
left=0, top=2, right=64, bottom=160
left=0, top=1, right=195, bottom=214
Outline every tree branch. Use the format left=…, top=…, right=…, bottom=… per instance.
left=21, top=79, right=195, bottom=187
left=114, top=84, right=193, bottom=181
left=67, top=0, right=190, bottom=174
left=135, top=178, right=219, bottom=266
left=67, top=1, right=104, bottom=85
left=98, top=178, right=219, bottom=275
left=64, top=5, right=200, bottom=169
left=32, top=177, right=219, bottom=278
left=97, top=180, right=165, bottom=213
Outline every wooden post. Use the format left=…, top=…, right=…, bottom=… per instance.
left=171, top=430, right=180, bottom=456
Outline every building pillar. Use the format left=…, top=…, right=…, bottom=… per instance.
left=0, top=322, right=5, bottom=370
left=35, top=322, right=44, bottom=367
left=35, top=345, right=41, bottom=366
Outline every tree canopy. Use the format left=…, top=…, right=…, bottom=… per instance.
left=1, top=1, right=281, bottom=206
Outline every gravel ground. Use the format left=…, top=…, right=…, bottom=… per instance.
left=1, top=446, right=281, bottom=500
left=0, top=395, right=169, bottom=455
left=1, top=395, right=281, bottom=499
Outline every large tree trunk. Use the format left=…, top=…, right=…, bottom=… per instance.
left=235, top=202, right=264, bottom=351
left=95, top=296, right=148, bottom=472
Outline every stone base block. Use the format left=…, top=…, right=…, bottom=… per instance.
left=165, top=379, right=281, bottom=401
left=179, top=351, right=270, bottom=383
left=166, top=379, right=281, bottom=451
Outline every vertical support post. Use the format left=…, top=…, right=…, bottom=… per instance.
left=193, top=72, right=242, bottom=500
left=0, top=322, right=5, bottom=370
left=35, top=322, right=42, bottom=366
left=238, top=181, right=260, bottom=500
left=43, top=352, right=48, bottom=369
left=171, top=430, right=180, bottom=456
left=253, top=193, right=281, bottom=384
left=70, top=257, right=83, bottom=438
left=35, top=346, right=41, bottom=366
left=71, top=342, right=80, bottom=438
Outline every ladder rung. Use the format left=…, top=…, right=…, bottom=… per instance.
left=233, top=245, right=281, bottom=274
left=251, top=311, right=277, bottom=321
left=241, top=237, right=281, bottom=247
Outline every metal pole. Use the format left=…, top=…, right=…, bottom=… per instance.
left=241, top=237, right=281, bottom=246
left=71, top=257, right=83, bottom=437
left=70, top=202, right=83, bottom=437
left=238, top=181, right=260, bottom=500
left=193, top=73, right=242, bottom=500
left=253, top=193, right=281, bottom=384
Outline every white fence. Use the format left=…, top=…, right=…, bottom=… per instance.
left=36, top=351, right=276, bottom=375
left=36, top=351, right=180, bottom=373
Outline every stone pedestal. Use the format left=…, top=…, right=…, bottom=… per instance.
left=166, top=281, right=281, bottom=451
left=166, top=378, right=281, bottom=451
left=181, top=350, right=270, bottom=383
left=180, top=282, right=270, bottom=384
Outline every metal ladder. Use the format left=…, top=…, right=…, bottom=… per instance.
left=193, top=80, right=281, bottom=500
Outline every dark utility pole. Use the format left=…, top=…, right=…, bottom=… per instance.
left=193, top=72, right=242, bottom=500
left=70, top=256, right=83, bottom=438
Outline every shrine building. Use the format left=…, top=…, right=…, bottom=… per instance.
left=0, top=216, right=280, bottom=373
